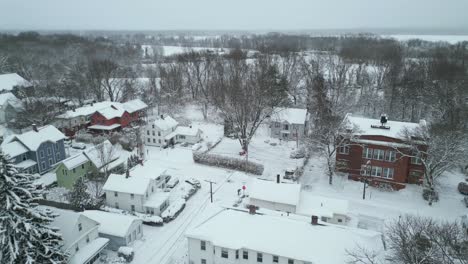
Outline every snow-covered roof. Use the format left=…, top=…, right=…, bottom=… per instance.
left=1, top=140, right=28, bottom=158
left=15, top=159, right=37, bottom=169
left=144, top=192, right=170, bottom=209
left=272, top=107, right=308, bottom=124
left=61, top=153, right=89, bottom=170
left=249, top=179, right=301, bottom=206
left=186, top=209, right=383, bottom=264
left=56, top=101, right=114, bottom=119
left=122, top=99, right=147, bottom=113
left=97, top=104, right=126, bottom=119
left=296, top=194, right=349, bottom=218
left=0, top=92, right=22, bottom=109
left=150, top=115, right=178, bottom=131
left=81, top=210, right=142, bottom=238
left=0, top=73, right=32, bottom=91
left=345, top=113, right=423, bottom=140
left=49, top=208, right=99, bottom=250
left=103, top=173, right=151, bottom=195
left=4, top=125, right=65, bottom=151
left=88, top=124, right=121, bottom=130
left=83, top=140, right=119, bottom=169
left=69, top=237, right=108, bottom=264
left=129, top=164, right=168, bottom=181
left=165, top=126, right=202, bottom=140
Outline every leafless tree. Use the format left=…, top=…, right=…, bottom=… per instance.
left=87, top=141, right=117, bottom=204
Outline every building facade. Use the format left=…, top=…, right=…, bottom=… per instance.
left=144, top=115, right=178, bottom=147
left=336, top=114, right=426, bottom=190
left=270, top=108, right=308, bottom=141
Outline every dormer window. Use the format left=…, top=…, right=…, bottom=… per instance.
left=78, top=223, right=82, bottom=231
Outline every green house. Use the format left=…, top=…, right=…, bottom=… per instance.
left=56, top=153, right=93, bottom=189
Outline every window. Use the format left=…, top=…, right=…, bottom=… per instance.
left=338, top=219, right=343, bottom=223
left=41, top=162, right=46, bottom=170
left=371, top=166, right=382, bottom=177
left=409, top=170, right=423, bottom=180
left=75, top=245, right=79, bottom=252
left=221, top=249, right=228, bottom=258
left=283, top=124, right=289, bottom=130
left=152, top=131, right=155, bottom=136
left=200, top=241, right=206, bottom=250
left=131, top=205, right=135, bottom=212
left=201, top=259, right=206, bottom=264
left=130, top=194, right=134, bottom=199
left=40, top=151, right=44, bottom=158
left=55, top=143, right=59, bottom=150
left=373, top=149, right=385, bottom=160
left=275, top=122, right=280, bottom=128
left=47, top=148, right=52, bottom=155
left=158, top=131, right=161, bottom=136
left=114, top=192, right=118, bottom=197
left=72, top=168, right=76, bottom=173
left=49, top=158, right=53, bottom=166
left=115, top=202, right=119, bottom=209
left=81, top=164, right=85, bottom=169
left=243, top=251, right=248, bottom=259
left=273, top=256, right=279, bottom=263
left=22, top=154, right=27, bottom=161
left=138, top=225, right=141, bottom=234
left=257, top=253, right=263, bottom=262
left=385, top=150, right=396, bottom=162
left=153, top=139, right=156, bottom=143
left=147, top=130, right=150, bottom=135
left=158, top=139, right=161, bottom=144
left=236, top=250, right=239, bottom=259
left=338, top=145, right=349, bottom=154
left=288, top=259, right=294, bottom=264
left=147, top=138, right=150, bottom=143
left=361, top=165, right=371, bottom=176
left=151, top=186, right=154, bottom=192
left=86, top=235, right=90, bottom=243
left=179, top=135, right=186, bottom=140
left=411, top=153, right=422, bottom=165
left=78, top=223, right=82, bottom=231
left=56, top=152, right=60, bottom=160
left=362, top=147, right=372, bottom=159
left=383, top=167, right=394, bottom=179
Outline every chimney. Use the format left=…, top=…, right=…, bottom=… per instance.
left=32, top=124, right=38, bottom=132
left=189, top=125, right=192, bottom=129
left=248, top=205, right=257, bottom=215
left=125, top=169, right=130, bottom=179
left=91, top=102, right=94, bottom=106
left=380, top=114, right=388, bottom=126
left=160, top=114, right=164, bottom=119
left=311, top=215, right=319, bottom=225
left=276, top=174, right=280, bottom=184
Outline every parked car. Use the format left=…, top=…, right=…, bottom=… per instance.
left=161, top=199, right=186, bottom=222
left=458, top=182, right=468, bottom=195
left=64, top=137, right=72, bottom=145
left=71, top=142, right=86, bottom=150
left=139, top=215, right=163, bottom=226
left=167, top=177, right=179, bottom=188
left=182, top=183, right=198, bottom=200
left=185, top=178, right=201, bottom=189
left=284, top=168, right=296, bottom=180
left=164, top=174, right=172, bottom=183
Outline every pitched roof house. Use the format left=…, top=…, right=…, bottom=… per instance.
left=0, top=73, right=32, bottom=92
left=248, top=179, right=301, bottom=213
left=270, top=107, right=308, bottom=141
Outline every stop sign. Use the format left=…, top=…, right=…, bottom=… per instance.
left=242, top=185, right=246, bottom=190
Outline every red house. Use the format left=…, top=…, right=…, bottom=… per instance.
left=336, top=114, right=426, bottom=190
left=88, top=99, right=147, bottom=133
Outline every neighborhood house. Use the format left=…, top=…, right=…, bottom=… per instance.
left=1, top=125, right=66, bottom=174
left=144, top=115, right=178, bottom=147
left=336, top=113, right=426, bottom=190
left=249, top=179, right=301, bottom=214
left=103, top=165, right=170, bottom=215
left=0, top=73, right=32, bottom=93
left=270, top=107, right=308, bottom=141
left=296, top=195, right=349, bottom=225
left=49, top=208, right=109, bottom=264
left=81, top=210, right=144, bottom=250
left=89, top=99, right=147, bottom=133
left=0, top=92, right=23, bottom=124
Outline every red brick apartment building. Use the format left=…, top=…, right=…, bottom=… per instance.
left=336, top=114, right=426, bottom=190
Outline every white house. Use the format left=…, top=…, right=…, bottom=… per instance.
left=164, top=125, right=202, bottom=146
left=103, top=165, right=169, bottom=215
left=270, top=107, right=308, bottom=141
left=0, top=92, right=23, bottom=124
left=296, top=194, right=349, bottom=225
left=81, top=210, right=144, bottom=250
left=248, top=179, right=301, bottom=213
left=144, top=115, right=178, bottom=147
left=0, top=73, right=32, bottom=93
left=49, top=208, right=109, bottom=264
left=186, top=208, right=384, bottom=264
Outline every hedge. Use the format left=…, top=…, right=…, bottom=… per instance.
left=193, top=152, right=264, bottom=175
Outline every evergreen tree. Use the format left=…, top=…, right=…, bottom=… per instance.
left=69, top=177, right=92, bottom=210
left=0, top=152, right=68, bottom=264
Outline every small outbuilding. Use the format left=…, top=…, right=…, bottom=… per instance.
left=248, top=179, right=301, bottom=213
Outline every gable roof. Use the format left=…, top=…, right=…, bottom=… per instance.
left=249, top=179, right=301, bottom=206
left=81, top=210, right=141, bottom=238
left=344, top=113, right=424, bottom=140
left=96, top=104, right=127, bottom=120
left=0, top=92, right=22, bottom=109
left=122, top=99, right=147, bottom=113
left=60, top=153, right=89, bottom=170
left=272, top=107, right=308, bottom=124
left=56, top=101, right=114, bottom=119
left=0, top=73, right=32, bottom=91
left=83, top=140, right=119, bottom=169
left=5, top=125, right=65, bottom=151
left=296, top=194, right=349, bottom=218
left=1, top=141, right=28, bottom=158
left=103, top=173, right=151, bottom=195
left=151, top=115, right=178, bottom=131
left=186, top=209, right=383, bottom=264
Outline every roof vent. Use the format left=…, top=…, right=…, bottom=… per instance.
left=32, top=124, right=38, bottom=132
left=160, top=114, right=164, bottom=120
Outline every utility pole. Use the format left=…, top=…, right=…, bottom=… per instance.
left=205, top=180, right=216, bottom=203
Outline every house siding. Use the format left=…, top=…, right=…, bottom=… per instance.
left=56, top=160, right=94, bottom=189
left=270, top=121, right=305, bottom=141
left=36, top=140, right=66, bottom=174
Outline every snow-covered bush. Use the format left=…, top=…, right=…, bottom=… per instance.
left=118, top=247, right=134, bottom=262
left=161, top=199, right=186, bottom=222
left=422, top=188, right=439, bottom=204
left=193, top=152, right=264, bottom=175
left=458, top=182, right=468, bottom=195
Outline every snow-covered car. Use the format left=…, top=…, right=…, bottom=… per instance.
left=290, top=147, right=306, bottom=159
left=181, top=183, right=198, bottom=200
left=284, top=168, right=296, bottom=179
left=164, top=174, right=172, bottom=183
left=71, top=142, right=86, bottom=150
left=185, top=178, right=201, bottom=189
left=166, top=177, right=179, bottom=188
left=63, top=138, right=72, bottom=145
left=140, top=215, right=164, bottom=226
left=118, top=247, right=134, bottom=262
left=161, top=199, right=186, bottom=222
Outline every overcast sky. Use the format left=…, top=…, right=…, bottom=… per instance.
left=1, top=0, right=467, bottom=31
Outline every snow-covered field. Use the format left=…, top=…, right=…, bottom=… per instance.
left=385, top=34, right=468, bottom=44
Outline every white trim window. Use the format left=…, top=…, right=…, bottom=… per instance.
left=371, top=166, right=382, bottom=177
left=338, top=145, right=350, bottom=155
left=373, top=149, right=385, bottom=160
left=362, top=147, right=373, bottom=159
left=383, top=167, right=394, bottom=179
left=411, top=153, right=422, bottom=165
left=360, top=165, right=371, bottom=176
left=385, top=150, right=396, bottom=162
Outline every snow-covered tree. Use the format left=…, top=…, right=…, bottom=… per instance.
left=0, top=152, right=68, bottom=263
left=69, top=177, right=92, bottom=211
